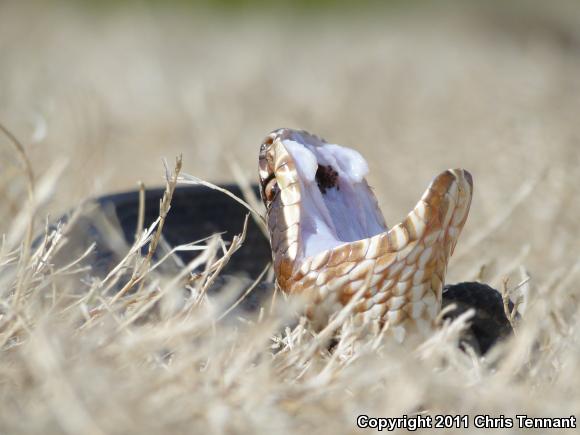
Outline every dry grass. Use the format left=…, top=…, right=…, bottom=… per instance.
left=1, top=1, right=580, bottom=434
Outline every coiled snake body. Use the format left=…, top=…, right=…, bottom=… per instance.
left=59, top=128, right=512, bottom=354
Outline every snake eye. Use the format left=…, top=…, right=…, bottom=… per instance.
left=264, top=177, right=279, bottom=202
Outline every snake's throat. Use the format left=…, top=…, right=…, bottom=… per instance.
left=282, top=137, right=388, bottom=261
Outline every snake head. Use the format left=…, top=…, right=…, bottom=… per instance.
left=258, top=128, right=473, bottom=338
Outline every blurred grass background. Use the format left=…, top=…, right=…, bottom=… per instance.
left=2, top=1, right=580, bottom=434
left=74, top=0, right=403, bottom=13
left=1, top=0, right=580, bottom=283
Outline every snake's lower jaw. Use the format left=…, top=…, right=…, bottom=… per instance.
left=261, top=129, right=473, bottom=340
left=304, top=169, right=472, bottom=340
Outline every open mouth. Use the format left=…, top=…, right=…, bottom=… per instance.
left=280, top=131, right=388, bottom=259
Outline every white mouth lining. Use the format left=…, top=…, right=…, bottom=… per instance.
left=283, top=139, right=388, bottom=259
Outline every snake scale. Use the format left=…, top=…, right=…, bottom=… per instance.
left=58, top=128, right=513, bottom=354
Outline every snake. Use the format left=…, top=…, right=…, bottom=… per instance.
left=57, top=128, right=513, bottom=354
left=258, top=128, right=474, bottom=341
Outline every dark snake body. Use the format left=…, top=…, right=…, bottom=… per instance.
left=64, top=185, right=512, bottom=354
